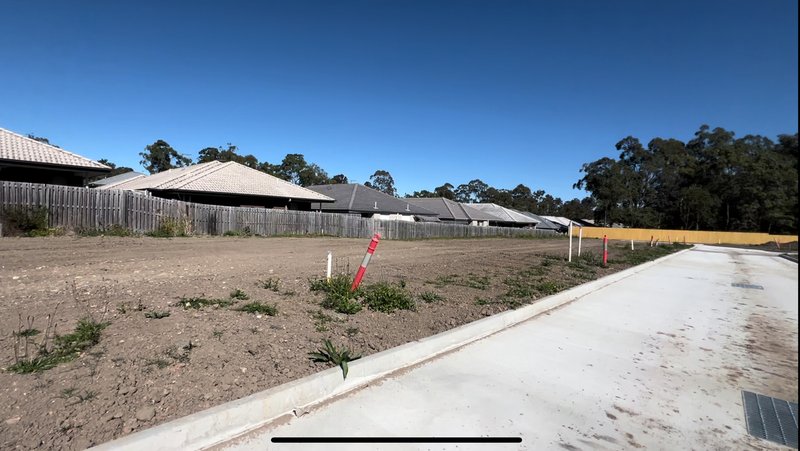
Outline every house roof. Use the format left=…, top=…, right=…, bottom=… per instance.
left=99, top=161, right=334, bottom=202
left=405, top=198, right=502, bottom=222
left=466, top=203, right=539, bottom=224
left=541, top=216, right=575, bottom=228
left=0, top=127, right=110, bottom=171
left=307, top=184, right=438, bottom=216
left=89, top=171, right=146, bottom=187
left=513, top=210, right=563, bottom=230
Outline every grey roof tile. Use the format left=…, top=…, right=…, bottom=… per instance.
left=307, top=184, right=438, bottom=215
left=466, top=203, right=539, bottom=224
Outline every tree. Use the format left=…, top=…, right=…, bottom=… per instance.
left=96, top=159, right=134, bottom=177
left=366, top=170, right=396, bottom=196
left=27, top=134, right=59, bottom=148
left=197, top=144, right=259, bottom=169
left=433, top=183, right=456, bottom=200
left=454, top=179, right=488, bottom=203
left=139, top=140, right=192, bottom=174
left=330, top=174, right=349, bottom=184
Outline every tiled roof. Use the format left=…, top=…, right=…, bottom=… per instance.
left=306, top=184, right=438, bottom=216
left=513, top=210, right=562, bottom=230
left=0, top=127, right=110, bottom=170
left=466, top=203, right=539, bottom=224
left=405, top=198, right=502, bottom=222
left=89, top=171, right=146, bottom=187
left=100, top=161, right=334, bottom=202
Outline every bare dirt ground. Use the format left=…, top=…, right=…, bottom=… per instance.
left=0, top=236, right=676, bottom=450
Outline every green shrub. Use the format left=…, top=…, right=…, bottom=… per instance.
left=229, top=289, right=249, bottom=300
left=0, top=206, right=56, bottom=236
left=312, top=274, right=363, bottom=314
left=361, top=282, right=415, bottom=313
left=147, top=217, right=189, bottom=237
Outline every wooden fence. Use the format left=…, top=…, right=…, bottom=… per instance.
left=572, top=226, right=797, bottom=246
left=0, top=181, right=557, bottom=240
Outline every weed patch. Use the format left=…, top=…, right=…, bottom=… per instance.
left=361, top=282, right=415, bottom=313
left=9, top=317, right=109, bottom=374
left=418, top=291, right=445, bottom=303
left=175, top=297, right=235, bottom=309
left=230, top=289, right=249, bottom=300
left=146, top=217, right=190, bottom=238
left=144, top=311, right=171, bottom=319
left=236, top=302, right=278, bottom=316
left=311, top=274, right=363, bottom=314
left=259, top=278, right=281, bottom=292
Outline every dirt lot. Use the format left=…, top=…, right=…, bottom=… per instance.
left=0, top=236, right=680, bottom=449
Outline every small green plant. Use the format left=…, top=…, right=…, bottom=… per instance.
left=13, top=328, right=41, bottom=338
left=361, top=282, right=415, bottom=313
left=259, top=278, right=281, bottom=292
left=426, top=274, right=459, bottom=287
left=504, top=276, right=536, bottom=299
left=145, top=358, right=170, bottom=370
left=144, top=311, right=171, bottom=319
left=175, top=297, right=235, bottom=309
left=230, top=289, right=249, bottom=300
left=164, top=341, right=194, bottom=363
left=345, top=327, right=359, bottom=337
left=60, top=387, right=77, bottom=398
left=212, top=330, right=223, bottom=340
left=418, top=291, right=445, bottom=303
left=308, top=339, right=361, bottom=379
left=236, top=302, right=278, bottom=316
left=311, top=310, right=337, bottom=332
left=464, top=274, right=491, bottom=290
left=535, top=280, right=563, bottom=296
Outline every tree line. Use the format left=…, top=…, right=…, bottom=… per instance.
left=78, top=123, right=799, bottom=234
left=575, top=125, right=798, bottom=234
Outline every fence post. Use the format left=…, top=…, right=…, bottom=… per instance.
left=602, top=235, right=608, bottom=266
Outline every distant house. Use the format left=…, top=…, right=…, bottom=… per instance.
left=307, top=184, right=438, bottom=221
left=88, top=171, right=145, bottom=188
left=405, top=197, right=501, bottom=226
left=0, top=127, right=110, bottom=186
left=466, top=203, right=540, bottom=228
left=514, top=211, right=563, bottom=231
left=98, top=161, right=333, bottom=210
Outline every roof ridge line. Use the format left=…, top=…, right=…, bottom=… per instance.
left=168, top=161, right=225, bottom=189
left=348, top=184, right=358, bottom=210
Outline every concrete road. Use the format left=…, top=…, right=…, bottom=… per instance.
left=219, top=245, right=798, bottom=450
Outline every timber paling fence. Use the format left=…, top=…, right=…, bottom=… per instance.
left=0, top=181, right=557, bottom=240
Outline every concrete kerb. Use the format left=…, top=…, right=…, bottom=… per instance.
left=89, top=246, right=695, bottom=451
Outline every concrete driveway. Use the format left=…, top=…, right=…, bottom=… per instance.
left=219, top=245, right=798, bottom=450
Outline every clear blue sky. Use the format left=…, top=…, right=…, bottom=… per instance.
left=1, top=0, right=797, bottom=199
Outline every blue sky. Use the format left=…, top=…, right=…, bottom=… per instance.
left=1, top=0, right=797, bottom=199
